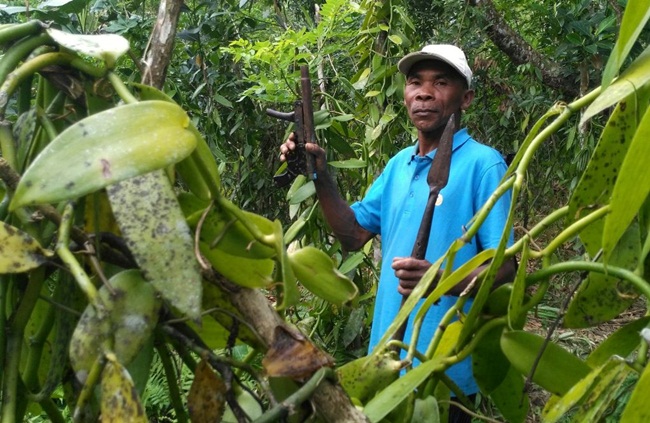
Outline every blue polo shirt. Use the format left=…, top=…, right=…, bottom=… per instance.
left=351, top=128, right=513, bottom=394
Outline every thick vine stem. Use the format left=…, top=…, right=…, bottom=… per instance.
left=254, top=368, right=337, bottom=423
left=536, top=205, right=610, bottom=258
left=107, top=71, right=138, bottom=105
left=55, top=202, right=99, bottom=305
left=527, top=261, right=650, bottom=299
left=0, top=121, right=17, bottom=171
left=73, top=354, right=106, bottom=423
left=0, top=33, right=52, bottom=89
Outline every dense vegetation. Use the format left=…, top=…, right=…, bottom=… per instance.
left=0, top=0, right=648, bottom=421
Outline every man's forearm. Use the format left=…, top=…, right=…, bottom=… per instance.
left=313, top=169, right=373, bottom=251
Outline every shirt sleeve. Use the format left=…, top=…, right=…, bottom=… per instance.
left=350, top=171, right=385, bottom=235
left=473, top=161, right=514, bottom=250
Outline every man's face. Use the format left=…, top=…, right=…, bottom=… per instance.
left=403, top=60, right=474, bottom=135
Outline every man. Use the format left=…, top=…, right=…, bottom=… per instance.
left=280, top=44, right=515, bottom=420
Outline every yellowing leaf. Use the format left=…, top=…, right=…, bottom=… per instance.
left=11, top=101, right=197, bottom=210
left=0, top=222, right=52, bottom=273
left=621, top=355, right=650, bottom=421
left=101, top=354, right=148, bottom=423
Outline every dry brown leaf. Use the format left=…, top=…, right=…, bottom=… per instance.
left=262, top=326, right=334, bottom=380
left=188, top=358, right=227, bottom=423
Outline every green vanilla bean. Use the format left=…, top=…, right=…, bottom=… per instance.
left=21, top=300, right=55, bottom=391
left=0, top=20, right=46, bottom=45
left=1, top=269, right=45, bottom=423
left=0, top=33, right=51, bottom=96
left=0, top=121, right=17, bottom=171
left=0, top=52, right=105, bottom=119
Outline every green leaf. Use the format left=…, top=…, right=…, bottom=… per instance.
left=187, top=202, right=276, bottom=260
left=200, top=241, right=274, bottom=289
left=472, top=325, right=510, bottom=394
left=288, top=246, right=358, bottom=306
left=621, top=352, right=650, bottom=421
left=107, top=171, right=203, bottom=319
left=364, top=357, right=444, bottom=423
left=488, top=366, right=528, bottom=423
left=602, top=103, right=650, bottom=259
left=11, top=101, right=197, bottom=210
left=328, top=159, right=367, bottom=169
left=69, top=270, right=161, bottom=374
left=568, top=94, right=637, bottom=256
left=581, top=45, right=650, bottom=125
left=47, top=28, right=129, bottom=68
left=564, top=222, right=641, bottom=328
left=0, top=222, right=52, bottom=273
left=214, top=94, right=233, bottom=108
left=288, top=181, right=316, bottom=205
left=601, top=0, right=650, bottom=90
left=411, top=396, right=439, bottom=423
left=500, top=330, right=591, bottom=396
left=586, top=316, right=650, bottom=368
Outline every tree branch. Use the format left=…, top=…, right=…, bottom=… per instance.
left=468, top=0, right=580, bottom=98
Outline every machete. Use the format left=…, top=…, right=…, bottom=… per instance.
left=392, top=113, right=456, bottom=346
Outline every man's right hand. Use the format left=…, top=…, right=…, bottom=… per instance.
left=279, top=132, right=328, bottom=175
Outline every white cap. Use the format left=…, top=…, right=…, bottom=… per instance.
left=398, top=44, right=473, bottom=87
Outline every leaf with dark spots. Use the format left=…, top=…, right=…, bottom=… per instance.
left=107, top=171, right=202, bottom=319
left=568, top=94, right=637, bottom=256
left=0, top=222, right=53, bottom=274
left=101, top=354, right=148, bottom=423
left=565, top=222, right=641, bottom=328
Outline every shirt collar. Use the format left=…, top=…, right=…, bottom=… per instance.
left=412, top=128, right=471, bottom=159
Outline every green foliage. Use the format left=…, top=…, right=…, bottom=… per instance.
left=1, top=0, right=650, bottom=422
